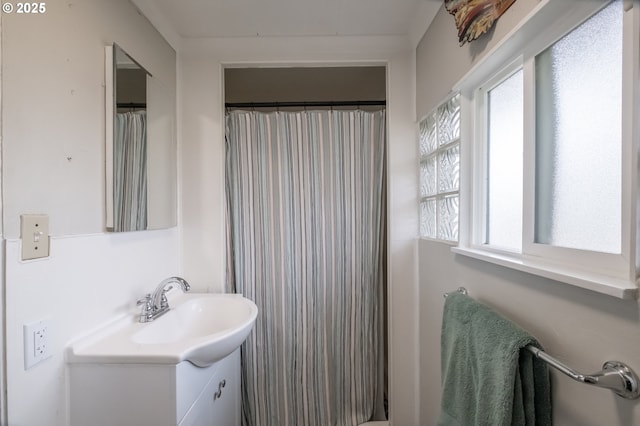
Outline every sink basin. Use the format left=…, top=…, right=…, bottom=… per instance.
left=67, top=293, right=258, bottom=367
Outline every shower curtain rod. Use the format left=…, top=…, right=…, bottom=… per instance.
left=117, top=102, right=146, bottom=109
left=224, top=100, right=386, bottom=109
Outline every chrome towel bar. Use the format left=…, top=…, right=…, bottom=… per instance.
left=444, top=287, right=640, bottom=400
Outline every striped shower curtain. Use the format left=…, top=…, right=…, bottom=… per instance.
left=114, top=111, right=147, bottom=232
left=225, top=110, right=387, bottom=426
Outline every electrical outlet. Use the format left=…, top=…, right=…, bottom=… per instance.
left=24, top=318, right=53, bottom=369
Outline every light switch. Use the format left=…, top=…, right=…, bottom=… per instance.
left=20, top=214, right=50, bottom=260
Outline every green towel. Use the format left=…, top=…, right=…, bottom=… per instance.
left=438, top=293, right=552, bottom=426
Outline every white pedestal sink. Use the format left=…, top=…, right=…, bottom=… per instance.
left=67, top=293, right=258, bottom=367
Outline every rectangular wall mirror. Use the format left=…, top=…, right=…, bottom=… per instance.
left=105, top=43, right=177, bottom=232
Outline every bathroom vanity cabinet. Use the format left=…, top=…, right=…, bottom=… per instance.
left=68, top=348, right=240, bottom=426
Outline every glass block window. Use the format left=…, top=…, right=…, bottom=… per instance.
left=419, top=94, right=460, bottom=241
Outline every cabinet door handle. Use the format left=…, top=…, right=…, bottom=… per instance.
left=213, top=379, right=227, bottom=401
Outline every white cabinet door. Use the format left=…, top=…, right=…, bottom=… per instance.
left=180, top=349, right=241, bottom=426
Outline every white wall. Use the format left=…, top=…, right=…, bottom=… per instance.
left=179, top=35, right=420, bottom=425
left=2, top=0, right=176, bottom=238
left=2, top=1, right=180, bottom=425
left=0, top=240, right=5, bottom=422
left=0, top=10, right=5, bottom=423
left=5, top=232, right=179, bottom=426
left=417, top=3, right=640, bottom=425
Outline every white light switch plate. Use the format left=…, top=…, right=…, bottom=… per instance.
left=20, top=214, right=50, bottom=260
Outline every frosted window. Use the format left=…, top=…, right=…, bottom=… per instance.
left=420, top=199, right=437, bottom=239
left=487, top=69, right=523, bottom=251
left=437, top=195, right=459, bottom=241
left=535, top=0, right=622, bottom=254
left=437, top=94, right=461, bottom=145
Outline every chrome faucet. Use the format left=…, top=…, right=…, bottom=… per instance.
left=137, top=277, right=191, bottom=323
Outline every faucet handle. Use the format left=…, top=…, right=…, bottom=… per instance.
left=159, top=290, right=170, bottom=309
left=136, top=293, right=152, bottom=307
left=137, top=294, right=154, bottom=323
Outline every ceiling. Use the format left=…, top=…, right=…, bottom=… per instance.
left=134, top=0, right=442, bottom=39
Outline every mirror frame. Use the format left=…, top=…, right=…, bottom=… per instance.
left=105, top=44, right=115, bottom=229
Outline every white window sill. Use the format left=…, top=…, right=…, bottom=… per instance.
left=451, top=246, right=638, bottom=300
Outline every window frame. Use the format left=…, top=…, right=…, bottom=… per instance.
left=452, top=0, right=639, bottom=299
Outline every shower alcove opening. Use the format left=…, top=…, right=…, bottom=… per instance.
left=223, top=66, right=389, bottom=426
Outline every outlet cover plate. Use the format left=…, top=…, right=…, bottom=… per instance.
left=24, top=318, right=53, bottom=370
